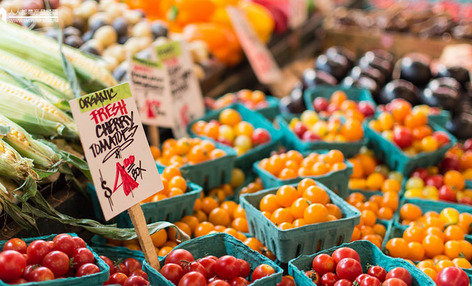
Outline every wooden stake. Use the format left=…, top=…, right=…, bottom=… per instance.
left=147, top=126, right=160, bottom=147
left=128, top=204, right=160, bottom=270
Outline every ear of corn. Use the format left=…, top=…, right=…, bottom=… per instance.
left=0, top=21, right=117, bottom=93
left=0, top=80, right=78, bottom=138
left=0, top=114, right=60, bottom=168
left=0, top=68, right=71, bottom=111
left=0, top=138, right=37, bottom=180
left=0, top=50, right=74, bottom=99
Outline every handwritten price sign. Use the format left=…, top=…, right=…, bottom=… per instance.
left=153, top=40, right=205, bottom=138
left=128, top=56, right=174, bottom=128
left=227, top=6, right=282, bottom=85
left=70, top=83, right=163, bottom=221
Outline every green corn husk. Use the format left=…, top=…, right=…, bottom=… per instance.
left=0, top=80, right=78, bottom=138
left=0, top=138, right=37, bottom=180
left=0, top=21, right=117, bottom=93
left=0, top=68, right=70, bottom=111
left=0, top=114, right=60, bottom=168
left=0, top=50, right=74, bottom=99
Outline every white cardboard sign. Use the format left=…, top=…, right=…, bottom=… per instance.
left=128, top=56, right=174, bottom=128
left=153, top=40, right=205, bottom=138
left=227, top=6, right=282, bottom=85
left=69, top=83, right=163, bottom=221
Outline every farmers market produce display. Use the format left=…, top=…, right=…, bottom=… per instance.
left=1, top=1, right=472, bottom=286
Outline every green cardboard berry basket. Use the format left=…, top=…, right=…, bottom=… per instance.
left=304, top=85, right=377, bottom=112
left=428, top=110, right=451, bottom=129
left=240, top=182, right=361, bottom=263
left=276, top=113, right=367, bottom=158
left=364, top=121, right=457, bottom=176
left=188, top=103, right=283, bottom=170
left=92, top=245, right=146, bottom=262
left=156, top=141, right=237, bottom=190
left=0, top=234, right=109, bottom=286
left=253, top=150, right=353, bottom=198
left=88, top=164, right=202, bottom=226
left=257, top=95, right=280, bottom=121
left=288, top=240, right=435, bottom=286
left=142, top=233, right=283, bottom=285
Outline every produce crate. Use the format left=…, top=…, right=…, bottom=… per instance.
left=276, top=114, right=367, bottom=158
left=257, top=95, right=280, bottom=121
left=142, top=233, right=283, bottom=285
left=304, top=85, right=377, bottom=112
left=364, top=121, right=457, bottom=176
left=156, top=141, right=237, bottom=190
left=288, top=240, right=435, bottom=286
left=0, top=234, right=109, bottom=286
left=428, top=110, right=451, bottom=129
left=240, top=182, right=361, bottom=263
left=92, top=245, right=145, bottom=262
left=392, top=198, right=472, bottom=237
left=253, top=150, right=353, bottom=198
left=188, top=103, right=283, bottom=170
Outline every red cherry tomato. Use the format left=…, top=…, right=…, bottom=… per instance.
left=331, top=248, right=361, bottom=263
left=252, top=264, right=276, bottom=281
left=165, top=249, right=195, bottom=268
left=178, top=271, right=207, bottom=286
left=238, top=259, right=251, bottom=278
left=230, top=277, right=249, bottom=286
left=124, top=258, right=142, bottom=274
left=214, top=255, right=241, bottom=280
left=336, top=258, right=362, bottom=281
left=334, top=279, right=352, bottom=286
left=277, top=276, right=296, bottom=286
left=361, top=276, right=381, bottom=286
left=72, top=236, right=87, bottom=250
left=182, top=261, right=207, bottom=278
left=131, top=269, right=149, bottom=281
left=76, top=263, right=100, bottom=277
left=208, top=280, right=231, bottom=286
left=26, top=240, right=51, bottom=265
left=42, top=250, right=69, bottom=277
left=312, top=254, right=336, bottom=276
left=197, top=256, right=216, bottom=278
left=72, top=248, right=95, bottom=270
left=436, top=267, right=470, bottom=286
left=368, top=266, right=387, bottom=282
left=321, top=272, right=339, bottom=286
left=53, top=234, right=76, bottom=257
left=160, top=263, right=184, bottom=285
left=385, top=267, right=412, bottom=286
left=3, top=238, right=27, bottom=253
left=355, top=274, right=371, bottom=284
left=99, top=255, right=115, bottom=275
left=382, top=278, right=407, bottom=286
left=107, top=272, right=128, bottom=285
left=0, top=250, right=26, bottom=281
left=123, top=275, right=150, bottom=286
left=114, top=262, right=129, bottom=276
left=29, top=266, right=55, bottom=282
left=6, top=278, right=27, bottom=284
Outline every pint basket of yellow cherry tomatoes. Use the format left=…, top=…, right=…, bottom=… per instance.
left=154, top=137, right=237, bottom=190
left=288, top=240, right=435, bottom=286
left=142, top=233, right=284, bottom=286
left=253, top=150, right=353, bottom=199
left=188, top=104, right=283, bottom=170
left=304, top=86, right=377, bottom=121
left=240, top=179, right=361, bottom=263
left=365, top=99, right=457, bottom=176
left=276, top=111, right=367, bottom=158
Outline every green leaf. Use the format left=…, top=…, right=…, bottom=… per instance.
left=168, top=5, right=179, bottom=21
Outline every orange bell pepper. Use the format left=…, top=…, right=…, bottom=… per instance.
left=183, top=23, right=243, bottom=66
left=239, top=1, right=274, bottom=43
left=124, top=0, right=172, bottom=20
left=169, top=0, right=216, bottom=25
